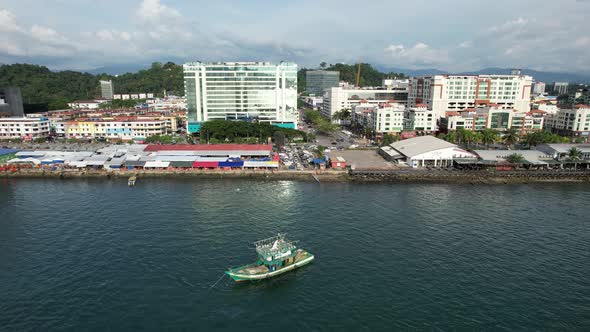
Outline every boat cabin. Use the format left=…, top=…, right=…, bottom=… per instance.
left=254, top=234, right=298, bottom=272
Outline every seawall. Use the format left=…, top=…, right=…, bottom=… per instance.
left=2, top=169, right=590, bottom=184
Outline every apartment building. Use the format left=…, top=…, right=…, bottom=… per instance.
left=352, top=102, right=406, bottom=134
left=408, top=75, right=533, bottom=118
left=0, top=117, right=50, bottom=140
left=442, top=107, right=544, bottom=133
left=404, top=105, right=437, bottom=134
left=545, top=105, right=590, bottom=137
left=65, top=118, right=168, bottom=140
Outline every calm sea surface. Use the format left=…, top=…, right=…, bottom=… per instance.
left=1, top=178, right=590, bottom=331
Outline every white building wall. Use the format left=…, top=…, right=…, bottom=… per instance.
left=409, top=75, right=533, bottom=119
left=0, top=118, right=50, bottom=139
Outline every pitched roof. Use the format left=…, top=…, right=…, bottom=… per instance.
left=389, top=136, right=457, bottom=158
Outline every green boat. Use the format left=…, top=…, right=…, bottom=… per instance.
left=226, top=233, right=314, bottom=282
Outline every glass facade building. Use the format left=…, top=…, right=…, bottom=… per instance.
left=100, top=80, right=114, bottom=100
left=183, top=62, right=298, bottom=133
left=306, top=70, right=339, bottom=96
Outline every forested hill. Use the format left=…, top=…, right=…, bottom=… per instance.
left=297, top=63, right=407, bottom=93
left=0, top=62, right=184, bottom=111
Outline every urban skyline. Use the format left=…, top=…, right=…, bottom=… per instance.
left=1, top=0, right=590, bottom=74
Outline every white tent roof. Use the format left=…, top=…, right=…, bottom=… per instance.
left=144, top=161, right=170, bottom=168
left=389, top=136, right=457, bottom=158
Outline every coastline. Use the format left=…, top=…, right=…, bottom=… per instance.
left=2, top=169, right=590, bottom=184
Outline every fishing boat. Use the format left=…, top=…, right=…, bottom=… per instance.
left=128, top=176, right=137, bottom=186
left=226, top=233, right=314, bottom=282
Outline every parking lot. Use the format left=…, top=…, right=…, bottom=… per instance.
left=328, top=149, right=396, bottom=170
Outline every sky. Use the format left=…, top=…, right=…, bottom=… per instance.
left=0, top=0, right=589, bottom=73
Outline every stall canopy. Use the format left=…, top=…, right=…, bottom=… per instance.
left=123, top=160, right=146, bottom=167
left=169, top=161, right=193, bottom=168
left=144, top=161, right=170, bottom=168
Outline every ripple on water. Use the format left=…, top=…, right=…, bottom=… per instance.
left=1, top=179, right=590, bottom=330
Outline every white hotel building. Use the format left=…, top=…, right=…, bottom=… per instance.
left=408, top=75, right=533, bottom=118
left=183, top=62, right=298, bottom=133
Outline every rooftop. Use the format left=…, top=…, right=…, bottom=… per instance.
left=389, top=136, right=457, bottom=158
left=144, top=144, right=273, bottom=152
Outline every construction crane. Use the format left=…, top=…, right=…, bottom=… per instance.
left=355, top=62, right=362, bottom=87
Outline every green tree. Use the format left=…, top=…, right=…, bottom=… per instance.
left=472, top=132, right=483, bottom=146
left=320, top=62, right=327, bottom=69
left=506, top=153, right=525, bottom=164
left=567, top=147, right=583, bottom=169
left=442, top=131, right=458, bottom=144
left=273, top=131, right=286, bottom=146
left=332, top=108, right=352, bottom=121
left=481, top=129, right=498, bottom=147
left=523, top=132, right=541, bottom=148
left=381, top=133, right=398, bottom=146
left=503, top=129, right=520, bottom=148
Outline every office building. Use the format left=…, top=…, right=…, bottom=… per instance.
left=306, top=70, right=339, bottom=96
left=0, top=87, right=24, bottom=117
left=553, top=82, right=569, bottom=95
left=408, top=75, right=533, bottom=118
left=533, top=82, right=546, bottom=95
left=183, top=62, right=298, bottom=133
left=100, top=80, right=114, bottom=100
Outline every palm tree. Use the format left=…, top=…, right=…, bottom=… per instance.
left=481, top=129, right=498, bottom=148
left=503, top=129, right=520, bottom=149
left=567, top=147, right=583, bottom=169
left=444, top=131, right=458, bottom=144
left=472, top=132, right=483, bottom=147
left=523, top=132, right=541, bottom=148
left=506, top=153, right=525, bottom=165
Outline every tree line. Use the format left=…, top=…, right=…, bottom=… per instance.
left=199, top=120, right=308, bottom=144
left=438, top=128, right=576, bottom=148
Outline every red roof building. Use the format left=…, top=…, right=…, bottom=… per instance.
left=144, top=144, right=273, bottom=152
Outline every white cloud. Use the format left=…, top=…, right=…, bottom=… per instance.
left=0, top=9, right=21, bottom=32
left=137, top=0, right=180, bottom=22
left=31, top=25, right=68, bottom=44
left=384, top=42, right=449, bottom=67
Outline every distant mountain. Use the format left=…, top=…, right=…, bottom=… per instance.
left=460, top=68, right=590, bottom=84
left=376, top=65, right=590, bottom=83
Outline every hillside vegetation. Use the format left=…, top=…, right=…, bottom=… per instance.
left=0, top=62, right=184, bottom=111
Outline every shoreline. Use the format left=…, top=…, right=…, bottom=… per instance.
left=2, top=169, right=590, bottom=184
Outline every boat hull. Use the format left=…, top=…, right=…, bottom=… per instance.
left=226, top=253, right=314, bottom=282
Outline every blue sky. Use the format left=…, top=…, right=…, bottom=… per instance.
left=1, top=0, right=589, bottom=73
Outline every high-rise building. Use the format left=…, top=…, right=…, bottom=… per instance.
left=532, top=82, right=546, bottom=95
left=183, top=61, right=298, bottom=133
left=408, top=75, right=533, bottom=118
left=100, top=80, right=114, bottom=100
left=0, top=87, right=24, bottom=117
left=553, top=82, right=569, bottom=95
left=306, top=70, right=339, bottom=96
